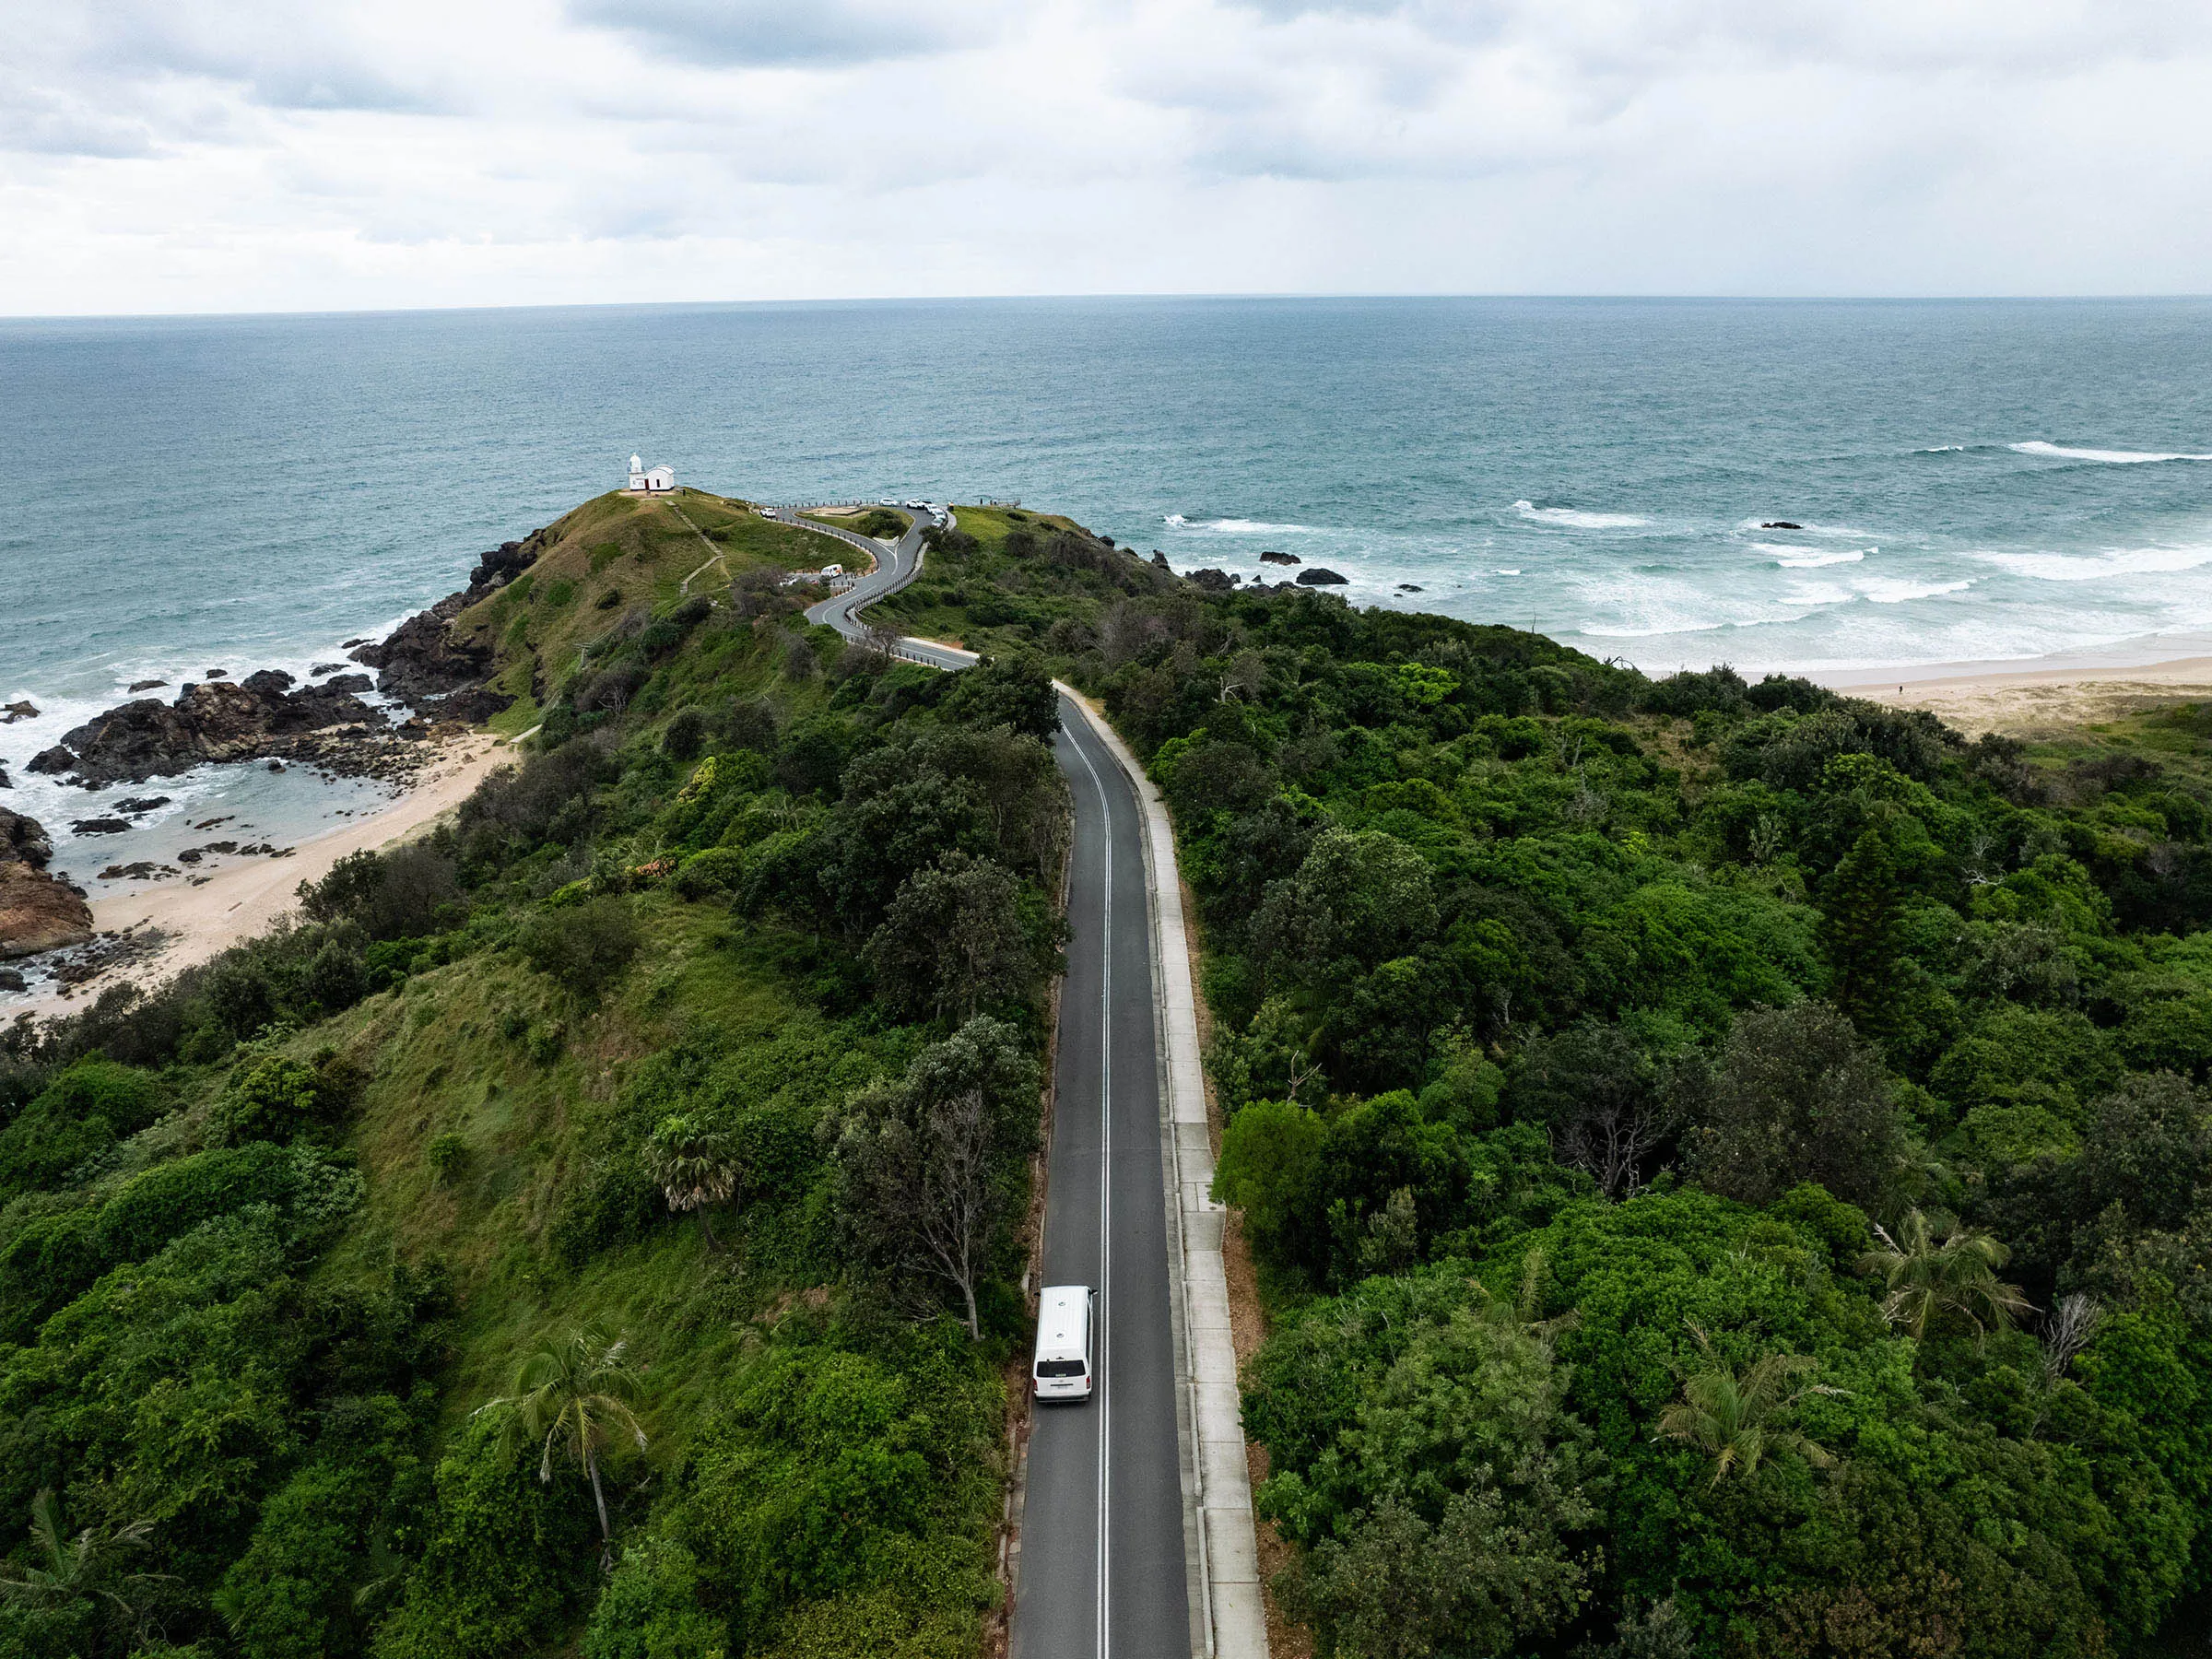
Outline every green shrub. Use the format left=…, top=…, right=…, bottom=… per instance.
left=519, top=897, right=641, bottom=998
left=427, top=1134, right=469, bottom=1185
left=675, top=846, right=747, bottom=900
left=370, top=1415, right=594, bottom=1659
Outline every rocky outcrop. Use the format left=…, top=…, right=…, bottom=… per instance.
left=0, top=807, right=93, bottom=959
left=349, top=592, right=493, bottom=712
left=30, top=675, right=386, bottom=786
left=1185, top=568, right=1241, bottom=592
left=1260, top=550, right=1301, bottom=567
left=1296, top=567, right=1349, bottom=585
left=347, top=534, right=542, bottom=720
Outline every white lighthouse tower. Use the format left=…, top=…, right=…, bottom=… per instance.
left=627, top=453, right=647, bottom=491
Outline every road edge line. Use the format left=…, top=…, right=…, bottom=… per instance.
left=1055, top=687, right=1270, bottom=1659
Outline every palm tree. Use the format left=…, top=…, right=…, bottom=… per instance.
left=1857, top=1207, right=2035, bottom=1339
left=1656, top=1325, right=1843, bottom=1486
left=642, top=1113, right=739, bottom=1250
left=477, top=1330, right=649, bottom=1571
left=0, top=1489, right=171, bottom=1649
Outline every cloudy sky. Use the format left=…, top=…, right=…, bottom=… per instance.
left=3, top=0, right=2208, bottom=314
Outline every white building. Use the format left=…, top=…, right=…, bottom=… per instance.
left=625, top=454, right=676, bottom=493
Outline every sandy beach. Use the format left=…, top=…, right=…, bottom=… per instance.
left=12, top=732, right=512, bottom=1024
left=1842, top=654, right=2212, bottom=738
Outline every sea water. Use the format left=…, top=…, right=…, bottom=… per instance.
left=5, top=297, right=2212, bottom=878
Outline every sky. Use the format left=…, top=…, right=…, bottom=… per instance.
left=2, top=0, right=2209, bottom=314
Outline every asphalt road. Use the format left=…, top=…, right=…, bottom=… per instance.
left=799, top=505, right=1194, bottom=1659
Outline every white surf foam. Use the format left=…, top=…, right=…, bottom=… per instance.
left=1984, top=544, right=2212, bottom=582
left=1514, top=501, right=1649, bottom=530
left=1496, top=569, right=1522, bottom=576
left=1758, top=545, right=1869, bottom=568
left=2011, top=441, right=2212, bottom=465
left=1858, top=577, right=1974, bottom=604
left=1164, top=515, right=1316, bottom=535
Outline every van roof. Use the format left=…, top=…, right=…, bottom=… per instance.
left=1035, top=1285, right=1091, bottom=1359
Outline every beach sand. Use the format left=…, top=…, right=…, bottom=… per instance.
left=1847, top=655, right=2212, bottom=738
left=14, top=732, right=512, bottom=1024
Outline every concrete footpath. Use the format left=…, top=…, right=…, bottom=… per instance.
left=1060, top=690, right=1269, bottom=1659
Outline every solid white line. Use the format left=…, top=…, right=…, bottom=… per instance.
left=1064, top=712, right=1115, bottom=1659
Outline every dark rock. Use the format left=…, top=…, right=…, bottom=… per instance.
left=310, top=663, right=346, bottom=677
left=1185, top=569, right=1239, bottom=592
left=3, top=700, right=39, bottom=723
left=72, top=818, right=130, bottom=835
left=0, top=969, right=24, bottom=992
left=351, top=591, right=506, bottom=716
left=128, top=678, right=167, bottom=692
left=267, top=759, right=284, bottom=771
left=205, top=668, right=229, bottom=679
left=319, top=673, right=372, bottom=694
left=45, top=675, right=385, bottom=786
left=468, top=540, right=535, bottom=592
left=1151, top=551, right=1171, bottom=570
left=0, top=766, right=8, bottom=789
left=1, top=810, right=53, bottom=869
left=98, top=861, right=173, bottom=881
left=1296, top=568, right=1349, bottom=585
left=27, top=746, right=76, bottom=775
left=0, top=806, right=92, bottom=957
left=342, top=637, right=371, bottom=649
left=1260, top=550, right=1300, bottom=566
left=1761, top=521, right=1804, bottom=530
left=1398, top=583, right=1424, bottom=593
left=116, top=796, right=171, bottom=815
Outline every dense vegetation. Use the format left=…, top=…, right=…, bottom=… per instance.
left=905, top=508, right=2212, bottom=1657
left=0, top=491, right=1069, bottom=1659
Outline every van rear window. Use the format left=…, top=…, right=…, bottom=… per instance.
left=1036, top=1359, right=1087, bottom=1378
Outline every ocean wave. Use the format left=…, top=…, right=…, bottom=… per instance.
left=1984, top=544, right=2212, bottom=582
left=1859, top=578, right=1974, bottom=604
left=2010, top=441, right=2212, bottom=465
left=1163, top=514, right=1316, bottom=535
left=1921, top=445, right=1968, bottom=453
left=1514, top=500, right=1649, bottom=530
left=1758, top=545, right=1869, bottom=568
left=1496, top=569, right=1522, bottom=576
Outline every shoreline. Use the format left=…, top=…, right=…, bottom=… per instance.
left=8, top=732, right=511, bottom=1026
left=1841, top=652, right=2212, bottom=737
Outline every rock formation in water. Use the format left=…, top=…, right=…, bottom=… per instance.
left=1296, top=567, right=1349, bottom=585
left=28, top=672, right=386, bottom=786
left=0, top=807, right=93, bottom=959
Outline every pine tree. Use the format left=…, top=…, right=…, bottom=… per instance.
left=1821, top=824, right=1905, bottom=1038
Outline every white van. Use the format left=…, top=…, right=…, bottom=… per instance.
left=1033, top=1284, right=1095, bottom=1402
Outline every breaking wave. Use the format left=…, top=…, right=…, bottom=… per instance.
left=2010, top=441, right=2212, bottom=465
left=1514, top=501, right=1649, bottom=529
left=1163, top=515, right=1316, bottom=534
left=1758, top=545, right=1869, bottom=568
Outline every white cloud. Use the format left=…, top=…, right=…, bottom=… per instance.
left=0, top=0, right=2208, bottom=312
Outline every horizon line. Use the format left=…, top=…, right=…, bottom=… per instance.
left=5, top=289, right=2211, bottom=325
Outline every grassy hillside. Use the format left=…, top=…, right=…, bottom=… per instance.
left=0, top=500, right=1069, bottom=1659
left=451, top=488, right=833, bottom=735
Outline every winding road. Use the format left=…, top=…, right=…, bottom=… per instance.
left=796, top=506, right=1238, bottom=1659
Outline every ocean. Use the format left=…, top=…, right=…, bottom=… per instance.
left=4, top=296, right=2212, bottom=894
